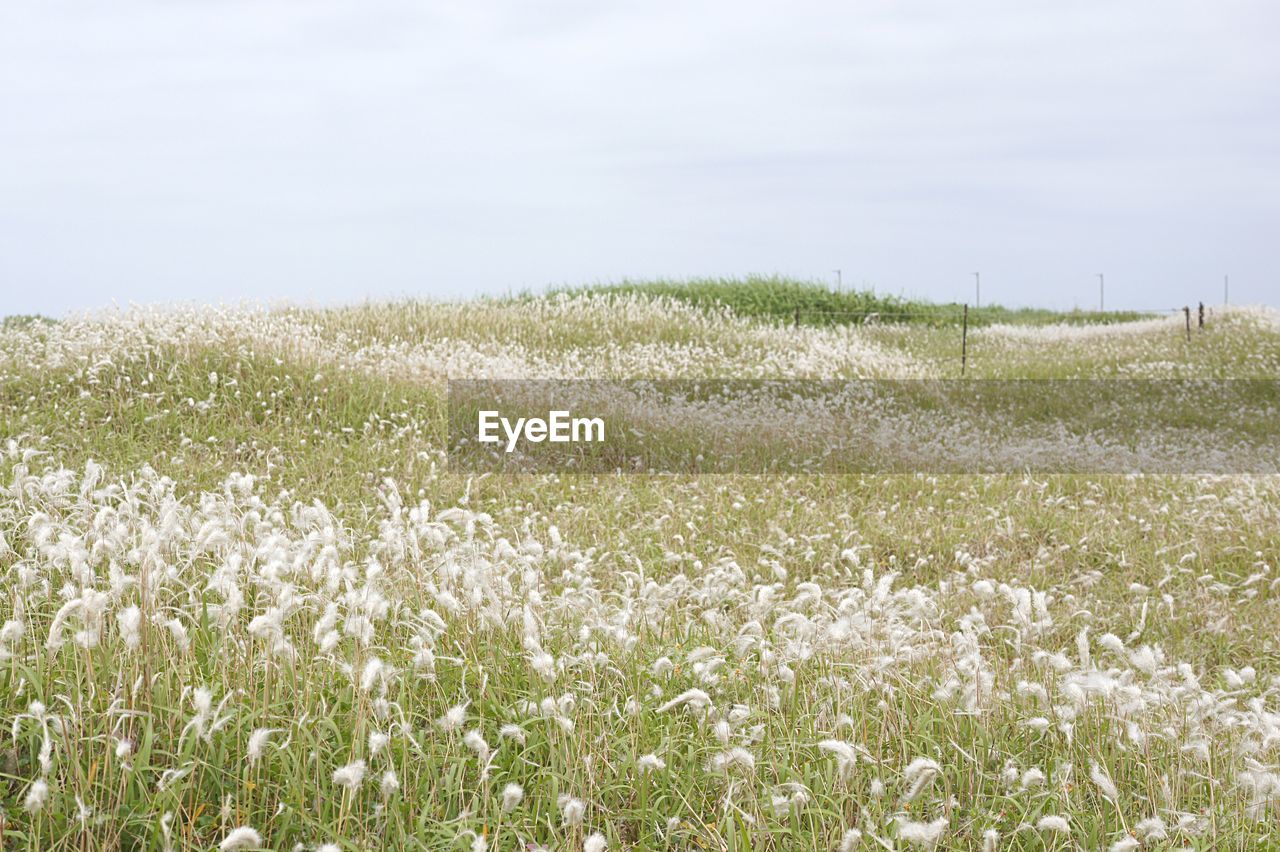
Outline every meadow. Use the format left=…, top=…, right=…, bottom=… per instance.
left=1, top=290, right=1279, bottom=850
left=553, top=278, right=1158, bottom=327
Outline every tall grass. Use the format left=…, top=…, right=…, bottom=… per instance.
left=1, top=299, right=1278, bottom=849
left=552, top=276, right=1158, bottom=327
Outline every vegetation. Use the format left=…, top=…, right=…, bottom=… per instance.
left=553, top=276, right=1159, bottom=327
left=0, top=295, right=1278, bottom=850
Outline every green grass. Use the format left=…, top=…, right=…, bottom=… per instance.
left=1, top=296, right=1278, bottom=850
left=0, top=315, right=57, bottom=330
left=554, top=276, right=1158, bottom=327
left=0, top=343, right=445, bottom=509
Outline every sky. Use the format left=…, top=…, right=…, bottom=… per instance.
left=1, top=0, right=1276, bottom=316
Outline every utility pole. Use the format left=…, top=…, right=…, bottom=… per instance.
left=1224, top=274, right=1229, bottom=306
left=1097, top=273, right=1105, bottom=312
left=973, top=272, right=980, bottom=308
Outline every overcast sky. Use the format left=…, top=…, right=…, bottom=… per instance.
left=2, top=0, right=1276, bottom=316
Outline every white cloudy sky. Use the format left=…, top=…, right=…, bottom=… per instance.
left=1, top=0, right=1276, bottom=315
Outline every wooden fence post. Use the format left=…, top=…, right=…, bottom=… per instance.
left=961, top=304, right=968, bottom=377
left=1198, top=302, right=1204, bottom=330
left=794, top=307, right=801, bottom=329
left=1184, top=306, right=1191, bottom=341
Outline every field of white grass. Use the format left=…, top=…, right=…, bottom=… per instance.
left=1, top=295, right=1279, bottom=850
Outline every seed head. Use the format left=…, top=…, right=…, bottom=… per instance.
left=218, top=827, right=263, bottom=852
left=501, top=782, right=524, bottom=811
left=332, top=759, right=367, bottom=790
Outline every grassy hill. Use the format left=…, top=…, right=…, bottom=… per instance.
left=1, top=296, right=1279, bottom=849
left=555, top=275, right=1156, bottom=326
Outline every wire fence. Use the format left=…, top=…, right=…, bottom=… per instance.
left=784, top=302, right=1217, bottom=377
left=788, top=306, right=1188, bottom=322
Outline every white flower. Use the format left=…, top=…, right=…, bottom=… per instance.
left=558, top=795, right=586, bottom=826
left=498, top=724, right=526, bottom=745
left=463, top=729, right=490, bottom=764
left=218, top=826, right=263, bottom=851
left=896, top=816, right=947, bottom=849
left=839, top=828, right=862, bottom=851
left=1128, top=645, right=1159, bottom=675
left=1036, top=815, right=1070, bottom=833
left=901, top=757, right=942, bottom=803
left=530, top=651, right=556, bottom=679
left=1135, top=816, right=1167, bottom=841
left=182, top=686, right=232, bottom=743
left=903, top=757, right=941, bottom=782
left=381, top=769, right=400, bottom=796
left=332, top=759, right=367, bottom=790
left=656, top=688, right=711, bottom=713
left=24, top=778, right=49, bottom=813
left=247, top=728, right=278, bottom=764
left=706, top=747, right=755, bottom=774
left=438, top=703, right=467, bottom=733
left=1090, top=762, right=1119, bottom=801
left=818, top=739, right=859, bottom=781
left=584, top=833, right=607, bottom=852
left=638, top=753, right=666, bottom=773
left=502, top=782, right=524, bottom=811
left=117, top=606, right=142, bottom=649
left=368, top=731, right=390, bottom=756
left=360, top=657, right=388, bottom=691
left=1075, top=628, right=1091, bottom=667
left=1098, top=633, right=1126, bottom=655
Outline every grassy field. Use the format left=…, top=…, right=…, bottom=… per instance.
left=1, top=288, right=1279, bottom=850
left=553, top=277, right=1159, bottom=327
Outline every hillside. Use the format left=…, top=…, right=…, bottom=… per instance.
left=1, top=293, right=1279, bottom=849
left=554, top=276, right=1159, bottom=326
